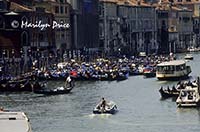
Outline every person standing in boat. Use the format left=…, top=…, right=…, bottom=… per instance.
left=0, top=107, right=4, bottom=112
left=65, top=75, right=75, bottom=87
left=100, top=97, right=107, bottom=111
left=66, top=75, right=71, bottom=87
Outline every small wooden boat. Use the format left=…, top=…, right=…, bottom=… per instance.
left=184, top=54, right=193, bottom=60
left=116, top=72, right=128, bottom=81
left=93, top=101, right=118, bottom=114
left=159, top=87, right=180, bottom=99
left=0, top=79, right=33, bottom=92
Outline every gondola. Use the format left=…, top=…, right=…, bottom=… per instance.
left=34, top=85, right=74, bottom=95
left=0, top=79, right=33, bottom=92
left=93, top=101, right=118, bottom=114
left=159, top=87, right=180, bottom=99
left=116, top=72, right=128, bottom=81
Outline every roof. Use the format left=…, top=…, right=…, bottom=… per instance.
left=157, top=60, right=186, bottom=66
left=100, top=0, right=117, bottom=3
left=100, top=0, right=151, bottom=6
left=0, top=112, right=31, bottom=132
left=10, top=2, right=33, bottom=12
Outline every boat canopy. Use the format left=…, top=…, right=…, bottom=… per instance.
left=157, top=60, right=186, bottom=66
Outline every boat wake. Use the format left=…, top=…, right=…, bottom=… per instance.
left=88, top=113, right=112, bottom=119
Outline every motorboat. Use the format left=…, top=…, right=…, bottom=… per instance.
left=143, top=66, right=156, bottom=78
left=156, top=60, right=191, bottom=80
left=0, top=111, right=32, bottom=132
left=184, top=54, right=193, bottom=60
left=176, top=86, right=200, bottom=107
left=93, top=101, right=118, bottom=114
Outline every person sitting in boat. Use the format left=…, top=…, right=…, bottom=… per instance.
left=172, top=85, right=177, bottom=92
left=167, top=86, right=171, bottom=93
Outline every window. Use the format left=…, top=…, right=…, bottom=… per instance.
left=21, top=16, right=28, bottom=23
left=0, top=15, right=4, bottom=29
left=39, top=33, right=44, bottom=41
left=21, top=31, right=28, bottom=46
left=0, top=1, right=6, bottom=10
left=55, top=6, right=59, bottom=13
left=65, top=7, right=68, bottom=14
left=60, top=6, right=64, bottom=14
left=61, top=33, right=65, bottom=39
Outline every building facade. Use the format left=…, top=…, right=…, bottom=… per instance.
left=34, top=0, right=71, bottom=59
left=0, top=0, right=55, bottom=72
left=68, top=0, right=99, bottom=58
left=99, top=0, right=158, bottom=56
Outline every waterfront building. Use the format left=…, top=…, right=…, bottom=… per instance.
left=67, top=0, right=99, bottom=59
left=34, top=0, right=71, bottom=60
left=155, top=1, right=193, bottom=53
left=155, top=5, right=169, bottom=54
left=99, top=0, right=158, bottom=56
left=173, top=0, right=200, bottom=48
left=0, top=0, right=55, bottom=73
left=99, top=0, right=118, bottom=56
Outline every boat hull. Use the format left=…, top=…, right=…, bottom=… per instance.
left=159, top=88, right=179, bottom=99
left=157, top=75, right=190, bottom=81
left=34, top=87, right=73, bottom=95
left=93, top=102, right=118, bottom=115
left=93, top=107, right=117, bottom=114
left=177, top=101, right=200, bottom=107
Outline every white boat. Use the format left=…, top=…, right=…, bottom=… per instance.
left=187, top=47, right=200, bottom=52
left=93, top=101, right=118, bottom=114
left=0, top=111, right=32, bottom=132
left=156, top=60, right=191, bottom=80
left=176, top=86, right=200, bottom=107
left=184, top=54, right=193, bottom=60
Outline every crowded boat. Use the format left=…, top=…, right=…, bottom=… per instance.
left=156, top=60, right=191, bottom=80
left=176, top=86, right=200, bottom=107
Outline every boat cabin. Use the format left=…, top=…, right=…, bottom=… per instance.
left=157, top=60, right=186, bottom=74
left=156, top=60, right=191, bottom=80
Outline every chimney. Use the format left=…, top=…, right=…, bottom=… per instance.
left=159, top=0, right=162, bottom=5
left=136, top=0, right=141, bottom=5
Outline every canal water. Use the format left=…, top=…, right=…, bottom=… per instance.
left=1, top=53, right=200, bottom=132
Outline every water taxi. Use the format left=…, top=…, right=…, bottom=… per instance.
left=176, top=86, right=200, bottom=107
left=0, top=111, right=32, bottom=132
left=156, top=60, right=191, bottom=80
